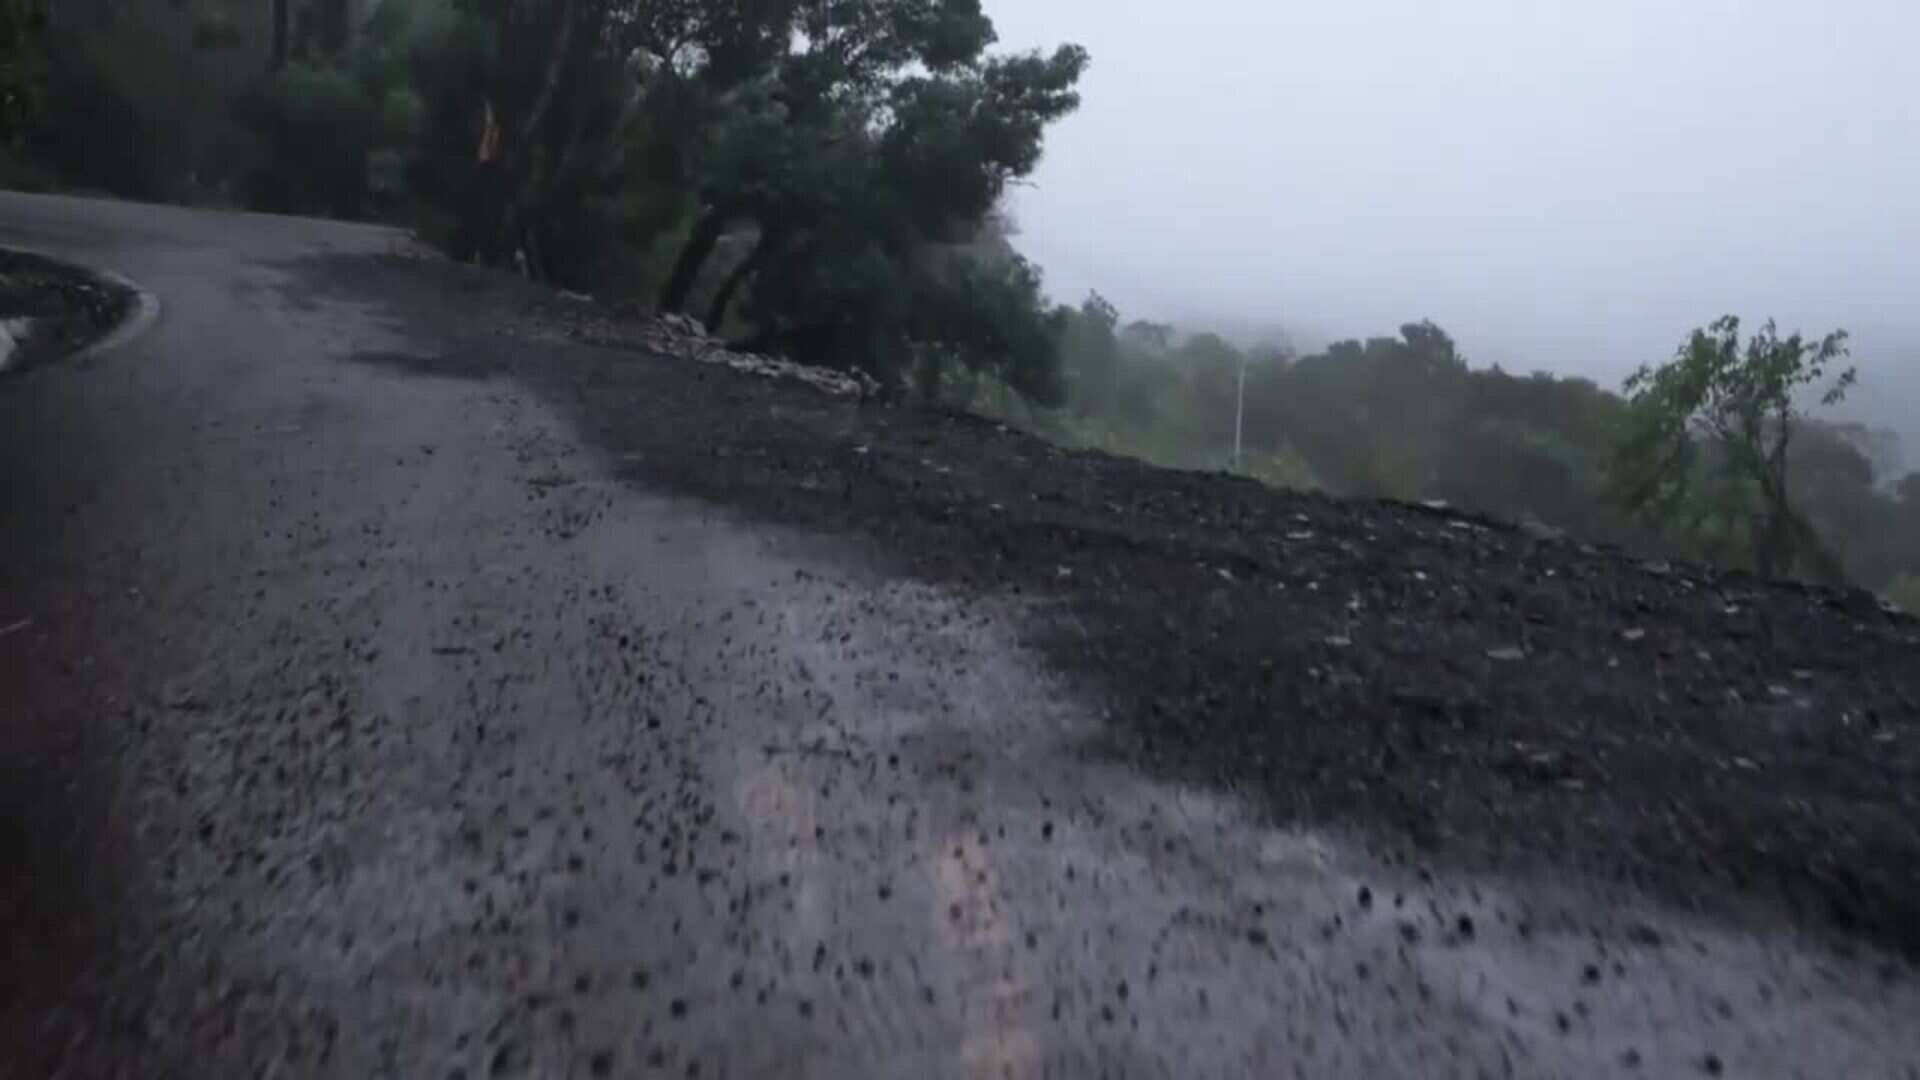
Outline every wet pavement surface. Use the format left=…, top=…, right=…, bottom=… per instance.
left=2, top=193, right=1918, bottom=1078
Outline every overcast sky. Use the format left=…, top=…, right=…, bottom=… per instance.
left=985, top=0, right=1920, bottom=439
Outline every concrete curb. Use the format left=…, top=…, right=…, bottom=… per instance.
left=74, top=266, right=161, bottom=363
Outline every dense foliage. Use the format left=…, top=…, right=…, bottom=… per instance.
left=1611, top=317, right=1855, bottom=583
left=0, top=0, right=47, bottom=146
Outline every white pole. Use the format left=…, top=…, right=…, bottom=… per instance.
left=1233, top=352, right=1246, bottom=467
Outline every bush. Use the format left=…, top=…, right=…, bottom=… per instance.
left=31, top=7, right=258, bottom=203
left=1236, top=448, right=1321, bottom=491
left=238, top=64, right=378, bottom=218
left=1889, top=574, right=1920, bottom=617
left=32, top=30, right=173, bottom=198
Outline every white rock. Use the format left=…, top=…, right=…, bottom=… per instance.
left=0, top=317, right=34, bottom=372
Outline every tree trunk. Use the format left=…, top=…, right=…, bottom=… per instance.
left=1796, top=515, right=1848, bottom=586
left=1755, top=507, right=1789, bottom=579
left=704, top=228, right=783, bottom=332
left=480, top=0, right=590, bottom=271
left=320, top=0, right=351, bottom=55
left=515, top=0, right=578, bottom=160
left=704, top=258, right=753, bottom=333
left=270, top=0, right=289, bottom=70
left=659, top=206, right=730, bottom=314
left=1752, top=467, right=1805, bottom=580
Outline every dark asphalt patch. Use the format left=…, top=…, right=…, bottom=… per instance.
left=350, top=347, right=502, bottom=382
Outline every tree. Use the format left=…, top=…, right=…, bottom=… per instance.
left=32, top=0, right=262, bottom=199
left=902, top=245, right=1065, bottom=405
left=405, top=0, right=647, bottom=281
left=1174, top=331, right=1244, bottom=454
left=738, top=189, right=1071, bottom=401
left=1057, top=291, right=1121, bottom=417
left=1609, top=316, right=1856, bottom=582
left=239, top=62, right=379, bottom=216
left=271, top=0, right=289, bottom=67
left=0, top=0, right=47, bottom=145
left=1247, top=324, right=1470, bottom=498
left=649, top=0, right=1006, bottom=315
left=1891, top=573, right=1920, bottom=617
left=641, top=5, right=1085, bottom=399
left=652, top=3, right=1085, bottom=323
left=1123, top=320, right=1173, bottom=351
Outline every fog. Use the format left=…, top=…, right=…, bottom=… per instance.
left=989, top=0, right=1920, bottom=457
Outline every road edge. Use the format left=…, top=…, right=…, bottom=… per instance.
left=75, top=266, right=161, bottom=362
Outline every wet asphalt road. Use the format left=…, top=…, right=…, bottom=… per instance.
left=2, top=192, right=1917, bottom=1079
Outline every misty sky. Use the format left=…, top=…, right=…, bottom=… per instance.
left=986, top=0, right=1919, bottom=439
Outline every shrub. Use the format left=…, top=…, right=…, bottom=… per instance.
left=32, top=29, right=173, bottom=198
left=238, top=63, right=378, bottom=218
left=1889, top=574, right=1920, bottom=617
left=31, top=6, right=256, bottom=202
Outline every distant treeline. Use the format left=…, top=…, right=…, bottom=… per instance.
left=969, top=296, right=1920, bottom=609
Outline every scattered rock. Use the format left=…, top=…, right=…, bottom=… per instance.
left=386, top=234, right=445, bottom=261
left=540, top=305, right=881, bottom=398
left=1518, top=516, right=1566, bottom=542
left=0, top=316, right=35, bottom=371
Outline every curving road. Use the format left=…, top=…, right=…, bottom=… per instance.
left=2, top=192, right=1916, bottom=1079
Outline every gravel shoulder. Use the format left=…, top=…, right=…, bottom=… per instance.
left=304, top=253, right=1920, bottom=965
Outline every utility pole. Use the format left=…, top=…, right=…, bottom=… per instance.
left=1232, top=350, right=1246, bottom=468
